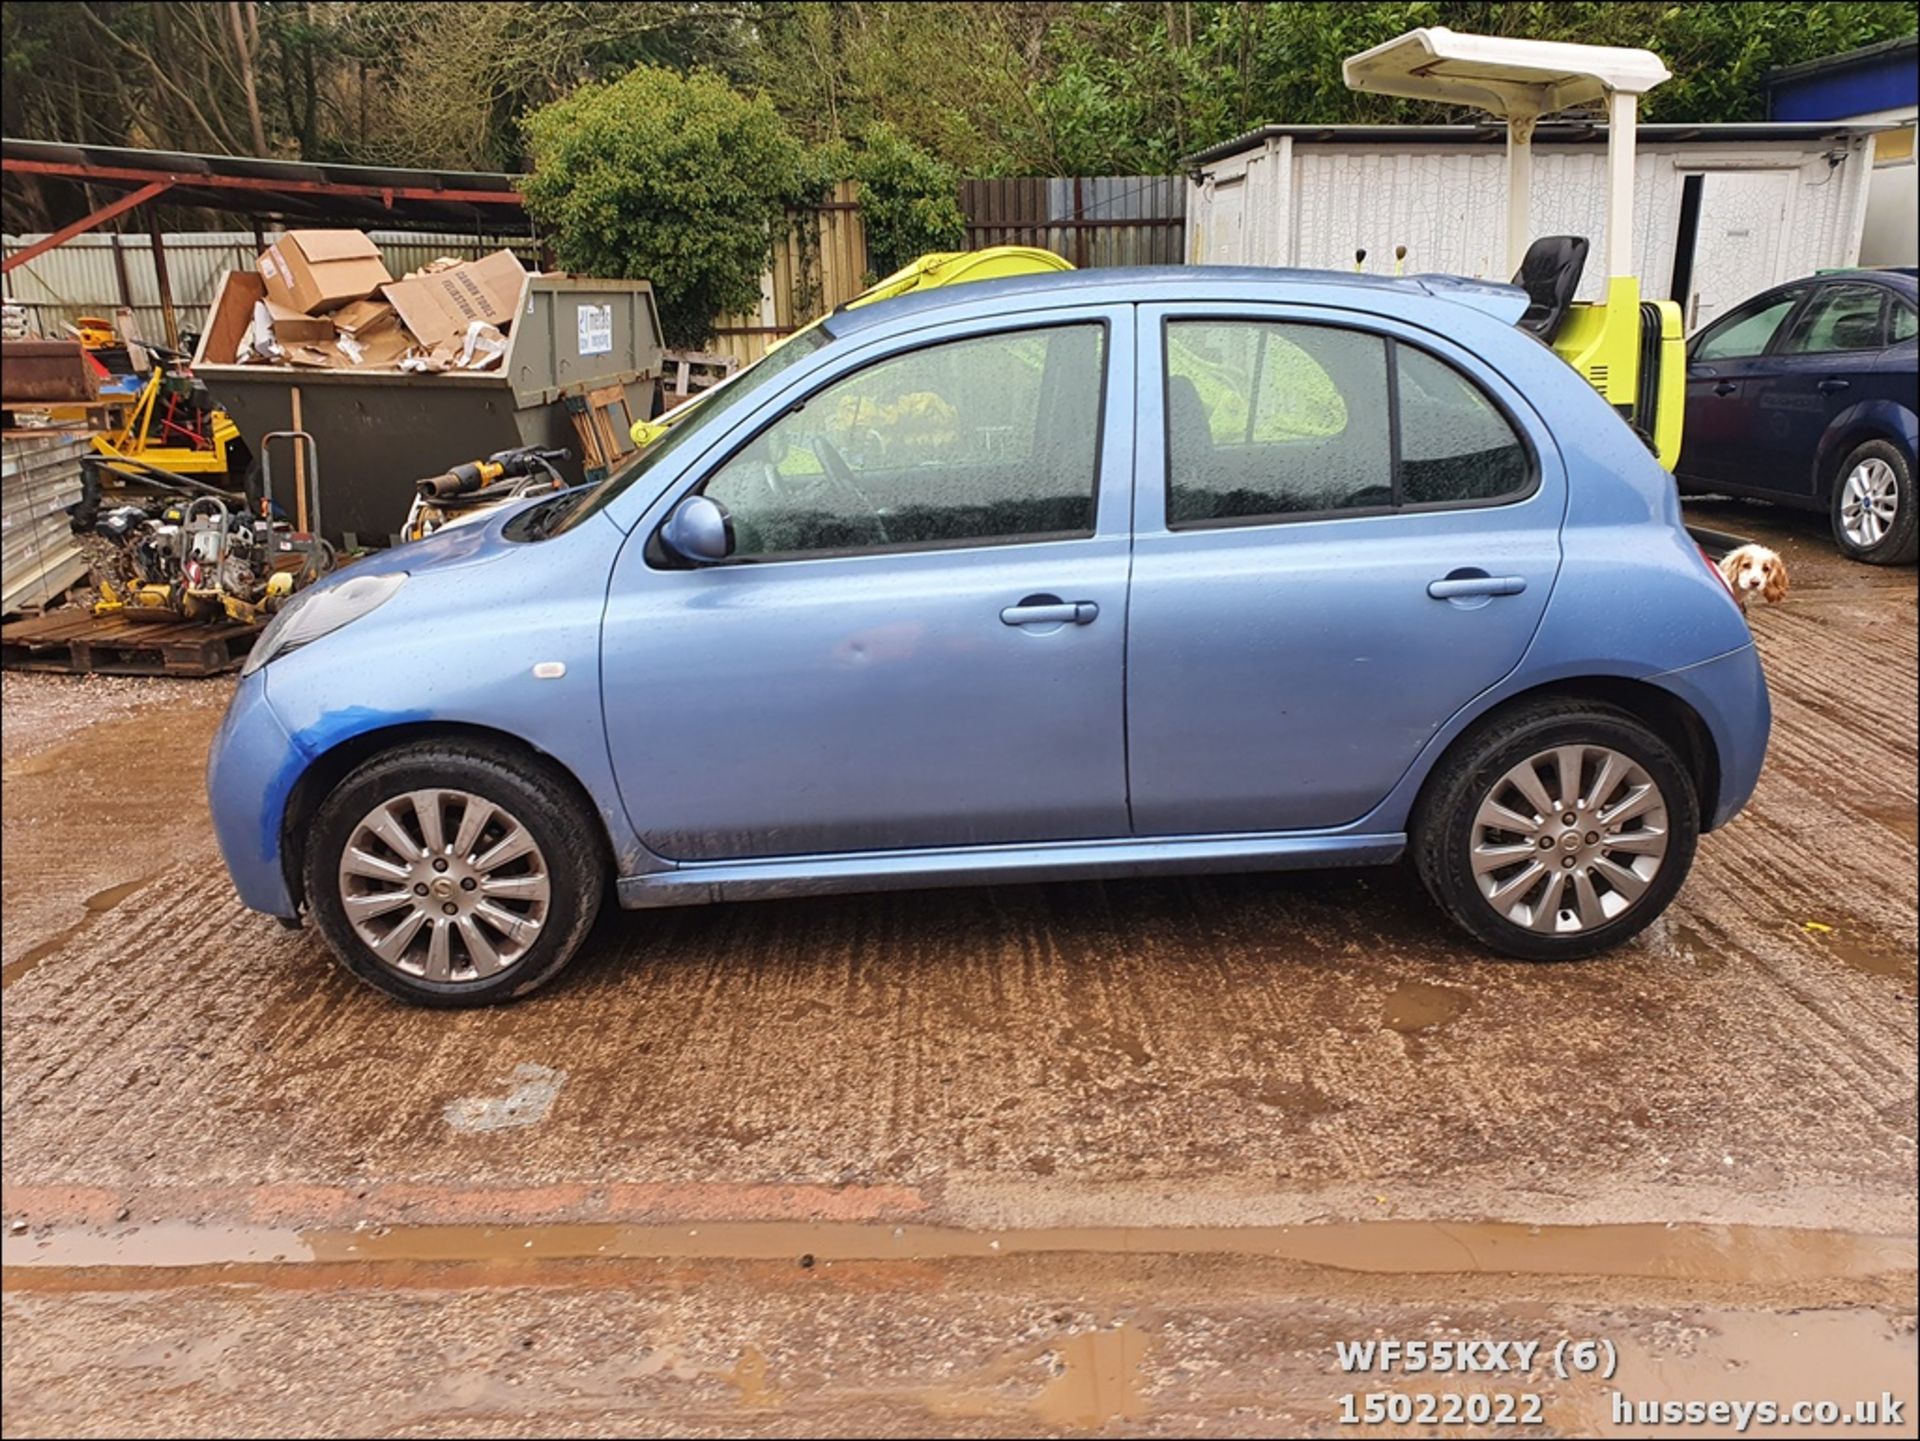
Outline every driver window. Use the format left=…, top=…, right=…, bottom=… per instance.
left=701, top=324, right=1105, bottom=558
left=1692, top=292, right=1800, bottom=362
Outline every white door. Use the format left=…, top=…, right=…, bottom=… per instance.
left=1685, top=170, right=1794, bottom=333
left=1206, top=177, right=1246, bottom=265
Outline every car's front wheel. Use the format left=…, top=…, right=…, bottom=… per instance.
left=1831, top=439, right=1917, bottom=566
left=1413, top=701, right=1699, bottom=961
left=304, top=740, right=606, bottom=1006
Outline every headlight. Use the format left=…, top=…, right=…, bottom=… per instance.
left=242, top=571, right=406, bottom=676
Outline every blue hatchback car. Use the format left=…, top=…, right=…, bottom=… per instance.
left=208, top=267, right=1771, bottom=1006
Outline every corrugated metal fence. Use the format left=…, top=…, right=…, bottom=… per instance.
left=959, top=176, right=1185, bottom=267
left=711, top=180, right=868, bottom=369
left=1, top=230, right=540, bottom=343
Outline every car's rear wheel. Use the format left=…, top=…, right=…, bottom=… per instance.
left=305, top=741, right=605, bottom=1006
left=1830, top=440, right=1917, bottom=566
left=1413, top=700, right=1699, bottom=961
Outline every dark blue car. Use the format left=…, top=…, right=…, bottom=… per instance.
left=1678, top=268, right=1919, bottom=564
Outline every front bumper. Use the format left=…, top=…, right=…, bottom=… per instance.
left=206, top=670, right=303, bottom=918
left=1649, top=642, right=1771, bottom=831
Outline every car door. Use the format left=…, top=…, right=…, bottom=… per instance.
left=601, top=308, right=1135, bottom=861
left=1680, top=286, right=1805, bottom=488
left=1749, top=281, right=1895, bottom=501
left=1125, top=306, right=1560, bottom=836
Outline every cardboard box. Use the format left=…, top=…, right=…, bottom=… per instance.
left=258, top=230, right=393, bottom=314
left=331, top=297, right=396, bottom=336
left=265, top=299, right=334, bottom=346
left=382, top=249, right=525, bottom=349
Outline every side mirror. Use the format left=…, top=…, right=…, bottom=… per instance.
left=660, top=494, right=733, bottom=565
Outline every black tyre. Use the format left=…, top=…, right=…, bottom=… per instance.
left=1413, top=700, right=1699, bottom=961
left=1830, top=439, right=1917, bottom=566
left=305, top=740, right=606, bottom=1006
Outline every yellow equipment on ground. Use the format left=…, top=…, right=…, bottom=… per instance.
left=1344, top=28, right=1686, bottom=471
left=90, top=362, right=243, bottom=480
left=632, top=246, right=1074, bottom=447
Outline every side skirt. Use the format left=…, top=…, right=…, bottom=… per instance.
left=615, top=831, right=1405, bottom=909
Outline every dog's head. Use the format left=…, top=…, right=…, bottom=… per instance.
left=1721, top=545, right=1788, bottom=606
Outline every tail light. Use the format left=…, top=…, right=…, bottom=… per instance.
left=1698, top=544, right=1735, bottom=601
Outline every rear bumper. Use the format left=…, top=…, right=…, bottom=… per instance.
left=206, top=671, right=302, bottom=919
left=1649, top=642, right=1771, bottom=831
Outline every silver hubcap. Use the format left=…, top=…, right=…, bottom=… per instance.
left=337, top=789, right=550, bottom=983
left=1840, top=458, right=1899, bottom=548
left=1471, top=744, right=1669, bottom=934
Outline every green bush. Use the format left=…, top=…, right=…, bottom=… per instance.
left=849, top=126, right=967, bottom=280
left=522, top=66, right=813, bottom=347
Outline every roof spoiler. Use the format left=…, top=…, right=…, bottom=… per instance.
left=1413, top=274, right=1532, bottom=326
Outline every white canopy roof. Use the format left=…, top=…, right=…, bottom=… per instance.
left=1342, top=27, right=1671, bottom=120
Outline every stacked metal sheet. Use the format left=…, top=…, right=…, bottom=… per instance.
left=2, top=431, right=89, bottom=615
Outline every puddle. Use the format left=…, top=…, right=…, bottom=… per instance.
left=1, top=926, right=83, bottom=989
left=1864, top=803, right=1919, bottom=844
left=1035, top=1325, right=1147, bottom=1430
left=1382, top=980, right=1470, bottom=1034
left=5, top=1219, right=1911, bottom=1291
left=1822, top=936, right=1917, bottom=985
left=83, top=878, right=151, bottom=912
left=2, top=875, right=155, bottom=989
left=726, top=1345, right=782, bottom=1408
left=1562, top=1308, right=1917, bottom=1438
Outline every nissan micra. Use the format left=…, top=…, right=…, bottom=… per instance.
left=209, top=267, right=1771, bottom=1006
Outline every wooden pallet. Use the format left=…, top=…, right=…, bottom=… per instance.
left=1, top=607, right=262, bottom=677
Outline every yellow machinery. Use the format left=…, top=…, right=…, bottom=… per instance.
left=1344, top=29, right=1686, bottom=471
left=633, top=245, right=1073, bottom=447
left=90, top=360, right=244, bottom=480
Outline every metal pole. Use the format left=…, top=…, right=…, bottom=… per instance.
left=1605, top=91, right=1637, bottom=279
left=145, top=206, right=179, bottom=349
left=109, top=227, right=134, bottom=311
left=1505, top=115, right=1536, bottom=279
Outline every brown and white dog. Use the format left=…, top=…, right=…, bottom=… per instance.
left=1718, top=544, right=1789, bottom=614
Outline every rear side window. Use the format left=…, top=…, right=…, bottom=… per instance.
left=1397, top=346, right=1532, bottom=504
left=1164, top=320, right=1530, bottom=527
left=1693, top=292, right=1800, bottom=361
left=1166, top=322, right=1391, bottom=523
left=1780, top=283, right=1887, bottom=354
left=1894, top=300, right=1918, bottom=345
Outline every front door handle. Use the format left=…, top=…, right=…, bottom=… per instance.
left=1713, top=381, right=1738, bottom=396
left=1001, top=597, right=1099, bottom=626
left=1428, top=574, right=1527, bottom=600
left=1816, top=377, right=1850, bottom=395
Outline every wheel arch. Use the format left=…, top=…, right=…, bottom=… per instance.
left=1412, top=676, right=1721, bottom=833
left=1813, top=402, right=1918, bottom=502
left=280, top=720, right=613, bottom=914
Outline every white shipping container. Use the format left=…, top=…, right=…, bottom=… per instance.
left=1184, top=123, right=1886, bottom=334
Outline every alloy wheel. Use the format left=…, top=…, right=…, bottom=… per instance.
left=336, top=789, right=550, bottom=983
left=1840, top=458, right=1900, bottom=549
left=1470, top=744, right=1670, bottom=934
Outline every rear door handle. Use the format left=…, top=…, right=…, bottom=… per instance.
left=1713, top=381, right=1739, bottom=396
left=1001, top=598, right=1099, bottom=626
left=1817, top=377, right=1850, bottom=395
left=1428, top=575, right=1527, bottom=599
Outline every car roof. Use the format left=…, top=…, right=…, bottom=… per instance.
left=819, top=264, right=1531, bottom=335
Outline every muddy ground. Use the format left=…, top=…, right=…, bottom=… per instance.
left=2, top=500, right=1914, bottom=1437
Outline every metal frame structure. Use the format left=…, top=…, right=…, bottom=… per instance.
left=3, top=135, right=532, bottom=349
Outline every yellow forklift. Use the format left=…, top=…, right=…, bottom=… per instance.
left=1343, top=28, right=1686, bottom=471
